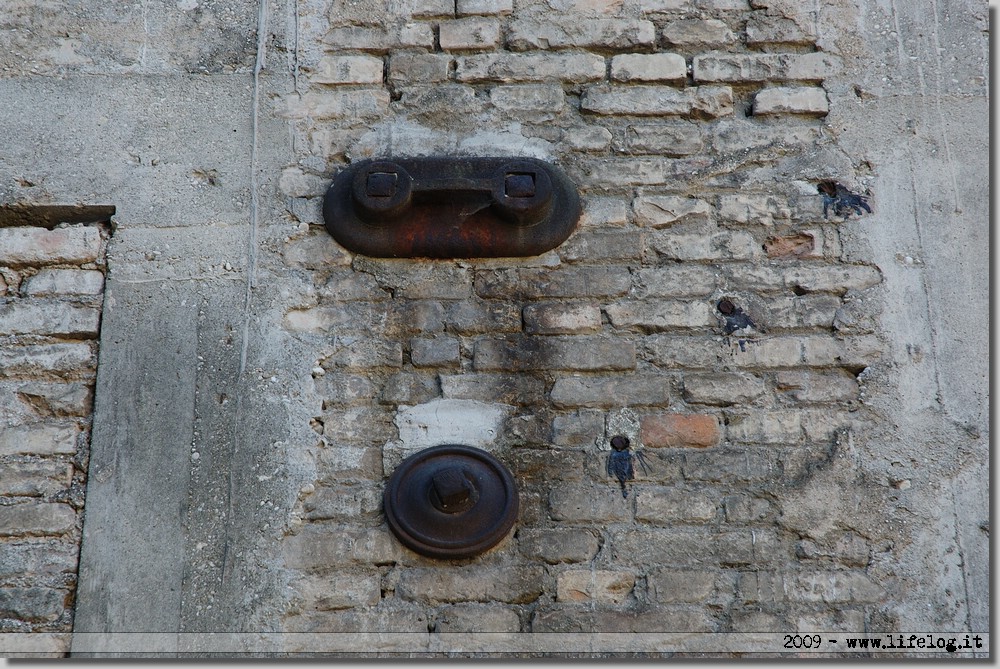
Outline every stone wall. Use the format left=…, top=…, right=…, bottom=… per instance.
left=0, top=208, right=111, bottom=653
left=275, top=0, right=895, bottom=640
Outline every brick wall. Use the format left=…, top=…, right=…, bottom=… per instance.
left=0, top=210, right=110, bottom=653
left=275, top=0, right=893, bottom=640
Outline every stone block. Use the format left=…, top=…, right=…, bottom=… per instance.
left=279, top=167, right=327, bottom=198
left=475, top=267, right=631, bottom=299
left=388, top=52, right=452, bottom=84
left=323, top=23, right=435, bottom=52
left=523, top=303, right=602, bottom=335
left=633, top=267, right=720, bottom=298
left=620, top=122, right=704, bottom=155
left=662, top=19, right=736, bottom=47
left=753, top=86, right=829, bottom=115
left=0, top=542, right=78, bottom=579
left=0, top=587, right=66, bottom=622
left=558, top=229, right=643, bottom=262
left=397, top=566, right=544, bottom=604
left=444, top=301, right=521, bottom=334
left=0, top=343, right=94, bottom=379
left=290, top=572, right=381, bottom=611
left=473, top=336, right=636, bottom=372
left=557, top=569, right=635, bottom=604
left=316, top=446, right=383, bottom=480
left=456, top=53, right=608, bottom=83
left=394, top=399, right=513, bottom=450
left=640, top=412, right=721, bottom=448
left=722, top=493, right=774, bottom=523
left=561, top=124, right=614, bottom=151
left=611, top=53, right=687, bottom=82
left=301, top=484, right=382, bottom=521
left=532, top=605, right=717, bottom=633
left=0, top=462, right=73, bottom=497
left=0, top=502, right=76, bottom=537
left=283, top=232, right=352, bottom=270
left=681, top=449, right=780, bottom=482
left=0, top=226, right=101, bottom=267
left=0, top=423, right=79, bottom=456
left=648, top=569, right=734, bottom=605
left=379, top=372, right=439, bottom=405
left=353, top=260, right=473, bottom=300
left=409, top=336, right=461, bottom=368
left=605, top=300, right=715, bottom=331
left=745, top=14, right=817, bottom=47
left=318, top=373, right=375, bottom=406
left=724, top=411, right=803, bottom=444
left=457, top=0, right=513, bottom=14
left=511, top=448, right=586, bottom=481
left=518, top=528, right=600, bottom=563
left=551, top=409, right=606, bottom=446
left=550, top=375, right=672, bottom=409
left=716, top=193, right=793, bottom=225
left=434, top=603, right=522, bottom=633
left=440, top=373, right=545, bottom=405
left=633, top=195, right=713, bottom=227
left=323, top=338, right=403, bottom=369
left=282, top=525, right=403, bottom=568
left=681, top=372, right=766, bottom=406
left=490, top=85, right=566, bottom=113
left=646, top=230, right=758, bottom=261
left=775, top=370, right=859, bottom=402
left=549, top=484, right=631, bottom=522
left=310, top=55, right=384, bottom=85
left=635, top=486, right=718, bottom=523
left=21, top=269, right=105, bottom=297
left=507, top=18, right=655, bottom=51
left=579, top=197, right=630, bottom=227
left=581, top=85, right=733, bottom=118
left=288, top=89, right=391, bottom=121
left=0, top=301, right=100, bottom=337
left=693, top=52, right=840, bottom=83
left=439, top=17, right=501, bottom=51
left=15, top=382, right=93, bottom=416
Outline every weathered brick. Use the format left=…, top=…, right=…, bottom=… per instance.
left=722, top=493, right=774, bottom=523
left=781, top=265, right=882, bottom=294
left=15, top=381, right=93, bottom=416
left=641, top=412, right=720, bottom=448
left=0, top=423, right=79, bottom=456
left=0, top=301, right=100, bottom=337
left=581, top=85, right=733, bottom=118
left=551, top=375, right=672, bottom=409
left=457, top=0, right=513, bottom=15
left=638, top=0, right=692, bottom=9
left=763, top=232, right=817, bottom=259
left=397, top=84, right=484, bottom=117
left=323, top=23, right=435, bottom=52
left=319, top=373, right=375, bottom=405
left=693, top=52, right=840, bottom=83
left=444, top=300, right=521, bottom=334
left=21, top=269, right=104, bottom=297
left=795, top=609, right=866, bottom=633
left=0, top=542, right=78, bottom=579
left=283, top=524, right=403, bottom=568
left=681, top=449, right=781, bottom=482
left=754, top=86, right=829, bottom=115
left=571, top=157, right=713, bottom=188
left=388, top=52, right=452, bottom=84
left=611, top=53, right=686, bottom=82
left=642, top=335, right=730, bottom=369
left=350, top=260, right=472, bottom=300
left=681, top=372, right=765, bottom=406
left=518, top=528, right=600, bottom=564
left=562, top=124, right=614, bottom=151
left=795, top=533, right=870, bottom=568
left=393, top=399, right=512, bottom=450
left=512, top=448, right=586, bottom=481
left=800, top=409, right=852, bottom=442
left=648, top=569, right=735, bottom=605
left=323, top=338, right=403, bottom=369
left=730, top=609, right=787, bottom=633
left=558, top=229, right=644, bottom=262
left=0, top=503, right=76, bottom=537
left=745, top=13, right=817, bottom=47
left=662, top=19, right=735, bottom=47
left=523, top=303, right=602, bottom=335
left=716, top=193, right=793, bottom=225
left=557, top=569, right=635, bottom=604
left=550, top=484, right=631, bottom=522
left=397, top=566, right=544, bottom=604
left=532, top=605, right=716, bottom=633
left=474, top=336, right=636, bottom=372
left=301, top=484, right=382, bottom=521
left=440, top=373, right=545, bottom=405
left=316, top=446, right=383, bottom=480
left=328, top=0, right=450, bottom=24
left=633, top=195, right=713, bottom=227
left=310, top=55, right=384, bottom=84
left=606, top=300, right=715, bottom=331
left=439, top=17, right=501, bottom=51
left=490, top=85, right=566, bottom=113
left=476, top=267, right=631, bottom=299
left=0, top=587, right=66, bottom=622
left=800, top=334, right=882, bottom=368
left=290, top=572, right=381, bottom=611
left=434, top=603, right=521, bottom=633
left=0, top=462, right=73, bottom=497
left=620, top=121, right=704, bottom=156
left=552, top=409, right=606, bottom=446
left=279, top=167, right=327, bottom=198
left=317, top=406, right=395, bottom=444
left=776, top=370, right=859, bottom=402
left=741, top=571, right=885, bottom=604
left=633, top=266, right=720, bottom=298
left=409, top=335, right=461, bottom=368
left=283, top=232, right=351, bottom=269
left=579, top=197, right=630, bottom=227
left=635, top=486, right=718, bottom=523
left=0, top=343, right=95, bottom=379
left=611, top=527, right=778, bottom=566
left=285, top=301, right=443, bottom=335
left=379, top=372, right=439, bottom=405
left=508, top=18, right=655, bottom=51
left=284, top=603, right=429, bottom=634
left=725, top=411, right=803, bottom=444
left=456, top=53, right=606, bottom=83
left=0, top=226, right=101, bottom=267
left=289, top=89, right=391, bottom=121
left=647, top=230, right=758, bottom=261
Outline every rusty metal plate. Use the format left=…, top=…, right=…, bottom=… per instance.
left=383, top=444, right=519, bottom=559
left=322, top=156, right=581, bottom=258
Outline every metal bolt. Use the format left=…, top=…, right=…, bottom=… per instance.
left=610, top=435, right=630, bottom=452
left=504, top=173, right=536, bottom=198
left=366, top=172, right=397, bottom=198
left=430, top=466, right=476, bottom=513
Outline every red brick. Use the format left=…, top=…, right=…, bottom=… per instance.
left=641, top=413, right=720, bottom=448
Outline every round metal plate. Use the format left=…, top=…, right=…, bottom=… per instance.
left=384, top=444, right=519, bottom=559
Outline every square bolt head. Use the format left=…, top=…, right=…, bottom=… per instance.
left=367, top=172, right=398, bottom=198
left=504, top=172, right=536, bottom=198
